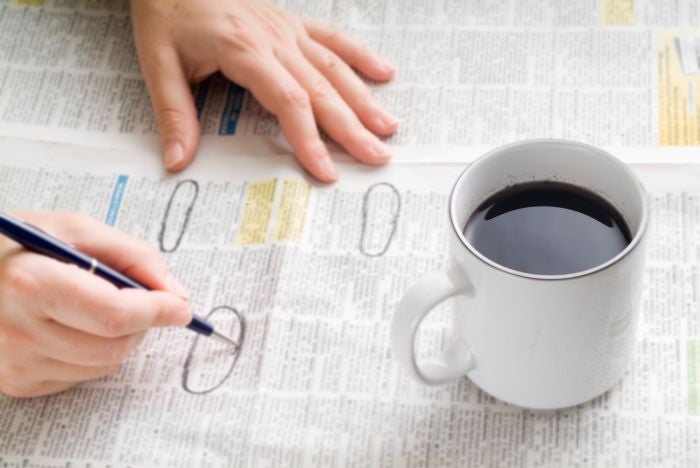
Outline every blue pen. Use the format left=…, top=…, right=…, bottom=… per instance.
left=0, top=212, right=238, bottom=347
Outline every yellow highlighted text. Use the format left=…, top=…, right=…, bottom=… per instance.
left=236, top=179, right=276, bottom=245
left=272, top=179, right=310, bottom=243
left=600, top=0, right=635, bottom=26
left=658, top=31, right=700, bottom=146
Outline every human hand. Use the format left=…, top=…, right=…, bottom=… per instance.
left=131, top=0, right=398, bottom=182
left=0, top=212, right=192, bottom=398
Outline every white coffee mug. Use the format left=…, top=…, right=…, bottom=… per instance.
left=391, top=140, right=649, bottom=409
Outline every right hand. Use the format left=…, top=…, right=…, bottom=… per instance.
left=0, top=212, right=192, bottom=398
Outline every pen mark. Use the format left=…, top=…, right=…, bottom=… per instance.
left=359, top=182, right=401, bottom=257
left=159, top=179, right=199, bottom=253
left=182, top=306, right=246, bottom=395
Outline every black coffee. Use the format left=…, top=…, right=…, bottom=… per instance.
left=464, top=181, right=631, bottom=275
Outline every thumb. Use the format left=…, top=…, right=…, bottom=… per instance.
left=140, top=48, right=201, bottom=171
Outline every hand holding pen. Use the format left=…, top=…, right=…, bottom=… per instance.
left=0, top=211, right=233, bottom=398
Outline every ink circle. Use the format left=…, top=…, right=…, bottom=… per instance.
left=359, top=182, right=401, bottom=257
left=182, top=306, right=246, bottom=395
left=159, top=179, right=199, bottom=253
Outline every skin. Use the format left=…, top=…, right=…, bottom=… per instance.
left=0, top=212, right=192, bottom=397
left=0, top=1, right=395, bottom=397
left=130, top=0, right=399, bottom=182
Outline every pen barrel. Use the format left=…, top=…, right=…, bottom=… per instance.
left=93, top=263, right=146, bottom=290
left=0, top=213, right=215, bottom=339
left=186, top=318, right=214, bottom=336
left=93, top=262, right=211, bottom=334
left=0, top=213, right=93, bottom=268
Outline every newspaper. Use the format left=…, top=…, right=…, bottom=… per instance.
left=0, top=0, right=699, bottom=163
left=0, top=0, right=699, bottom=466
left=0, top=138, right=699, bottom=468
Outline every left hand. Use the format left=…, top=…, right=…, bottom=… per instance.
left=131, top=0, right=399, bottom=182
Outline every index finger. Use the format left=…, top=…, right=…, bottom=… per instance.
left=220, top=54, right=338, bottom=182
left=22, top=254, right=191, bottom=338
left=13, top=212, right=188, bottom=298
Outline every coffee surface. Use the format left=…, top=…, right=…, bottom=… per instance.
left=464, top=182, right=631, bottom=275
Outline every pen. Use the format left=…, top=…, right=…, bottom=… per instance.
left=0, top=212, right=238, bottom=348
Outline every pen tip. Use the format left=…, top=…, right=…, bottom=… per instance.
left=211, top=330, right=240, bottom=349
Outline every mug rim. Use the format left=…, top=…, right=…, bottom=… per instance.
left=449, top=139, right=650, bottom=281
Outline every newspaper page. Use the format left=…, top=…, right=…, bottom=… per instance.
left=0, top=0, right=698, bottom=163
left=0, top=139, right=698, bottom=467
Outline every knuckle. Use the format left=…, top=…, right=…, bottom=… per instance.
left=221, top=12, right=245, bottom=31
left=217, top=15, right=265, bottom=53
left=0, top=328, right=21, bottom=353
left=262, top=19, right=290, bottom=43
left=105, top=337, right=132, bottom=365
left=322, top=52, right=341, bottom=72
left=279, top=86, right=310, bottom=109
left=0, top=361, right=28, bottom=382
left=309, top=78, right=335, bottom=100
left=218, top=29, right=252, bottom=50
left=2, top=265, right=38, bottom=296
left=102, top=311, right=130, bottom=337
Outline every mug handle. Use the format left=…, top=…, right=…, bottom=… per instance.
left=391, top=263, right=476, bottom=385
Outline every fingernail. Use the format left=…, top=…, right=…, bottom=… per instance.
left=368, top=140, right=392, bottom=162
left=170, top=302, right=192, bottom=327
left=380, top=62, right=395, bottom=75
left=164, top=141, right=184, bottom=169
left=165, top=273, right=190, bottom=300
left=319, top=155, right=338, bottom=181
left=373, top=110, right=399, bottom=131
